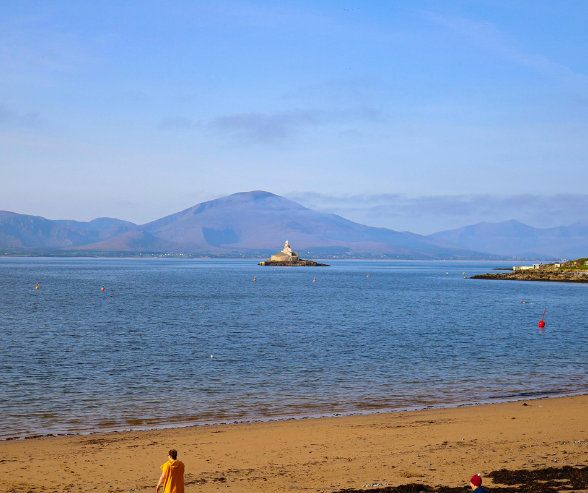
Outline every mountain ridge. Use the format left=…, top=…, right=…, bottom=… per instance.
left=1, top=191, right=585, bottom=258
left=428, top=219, right=588, bottom=258
left=0, top=192, right=483, bottom=258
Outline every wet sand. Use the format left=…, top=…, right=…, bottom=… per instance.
left=1, top=395, right=587, bottom=493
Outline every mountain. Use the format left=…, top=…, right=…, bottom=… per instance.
left=428, top=219, right=588, bottom=258
left=0, top=192, right=488, bottom=259
left=136, top=191, right=473, bottom=256
left=0, top=211, right=137, bottom=249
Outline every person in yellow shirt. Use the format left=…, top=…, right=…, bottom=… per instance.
left=156, top=449, right=185, bottom=493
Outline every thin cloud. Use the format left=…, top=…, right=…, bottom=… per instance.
left=426, top=12, right=588, bottom=92
left=211, top=111, right=318, bottom=144
left=159, top=107, right=381, bottom=144
left=285, top=192, right=588, bottom=233
left=0, top=104, right=47, bottom=128
left=158, top=116, right=199, bottom=131
left=287, top=192, right=588, bottom=217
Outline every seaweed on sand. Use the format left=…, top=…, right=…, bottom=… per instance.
left=333, top=466, right=588, bottom=493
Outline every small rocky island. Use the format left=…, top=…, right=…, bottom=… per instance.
left=469, top=258, right=588, bottom=283
left=259, top=241, right=329, bottom=266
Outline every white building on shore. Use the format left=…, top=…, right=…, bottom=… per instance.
left=513, top=265, right=539, bottom=271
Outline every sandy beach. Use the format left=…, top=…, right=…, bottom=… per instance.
left=1, top=395, right=587, bottom=493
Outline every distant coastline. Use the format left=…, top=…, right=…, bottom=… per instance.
left=1, top=249, right=545, bottom=261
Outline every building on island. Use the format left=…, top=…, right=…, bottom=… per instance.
left=259, top=241, right=328, bottom=266
left=270, top=240, right=299, bottom=263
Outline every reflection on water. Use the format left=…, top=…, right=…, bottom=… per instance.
left=0, top=258, right=587, bottom=439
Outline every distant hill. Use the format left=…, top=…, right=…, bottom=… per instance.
left=56, top=217, right=137, bottom=234
left=0, top=192, right=489, bottom=259
left=71, top=231, right=176, bottom=252
left=0, top=211, right=137, bottom=249
left=427, top=219, right=588, bottom=258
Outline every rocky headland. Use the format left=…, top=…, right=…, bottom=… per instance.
left=470, top=258, right=588, bottom=283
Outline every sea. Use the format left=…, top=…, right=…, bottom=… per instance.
left=1, top=258, right=587, bottom=440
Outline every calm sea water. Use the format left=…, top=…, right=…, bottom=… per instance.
left=1, top=258, right=587, bottom=439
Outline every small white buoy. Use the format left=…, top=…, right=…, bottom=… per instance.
left=210, top=355, right=213, bottom=359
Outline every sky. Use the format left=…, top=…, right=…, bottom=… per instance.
left=1, top=0, right=587, bottom=234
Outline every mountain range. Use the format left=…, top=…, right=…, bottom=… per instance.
left=1, top=191, right=586, bottom=259
left=429, top=219, right=588, bottom=258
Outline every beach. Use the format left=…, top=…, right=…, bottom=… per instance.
left=1, top=395, right=587, bottom=493
left=1, top=260, right=587, bottom=491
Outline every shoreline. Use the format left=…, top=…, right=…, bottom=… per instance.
left=3, top=389, right=588, bottom=443
left=2, top=394, right=587, bottom=492
left=469, top=263, right=588, bottom=283
left=470, top=275, right=588, bottom=284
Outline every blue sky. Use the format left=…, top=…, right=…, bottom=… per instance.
left=1, top=1, right=587, bottom=233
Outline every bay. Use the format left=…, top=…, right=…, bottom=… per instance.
left=0, top=258, right=586, bottom=439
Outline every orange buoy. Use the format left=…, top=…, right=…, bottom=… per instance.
left=313, top=277, right=316, bottom=282
left=367, top=273, right=370, bottom=278
left=35, top=282, right=39, bottom=290
left=253, top=277, right=256, bottom=282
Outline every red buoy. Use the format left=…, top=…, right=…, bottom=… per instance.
left=101, top=285, right=105, bottom=291
left=538, top=308, right=546, bottom=328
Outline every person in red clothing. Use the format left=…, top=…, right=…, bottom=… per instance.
left=470, top=474, right=489, bottom=493
left=156, top=449, right=185, bottom=493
